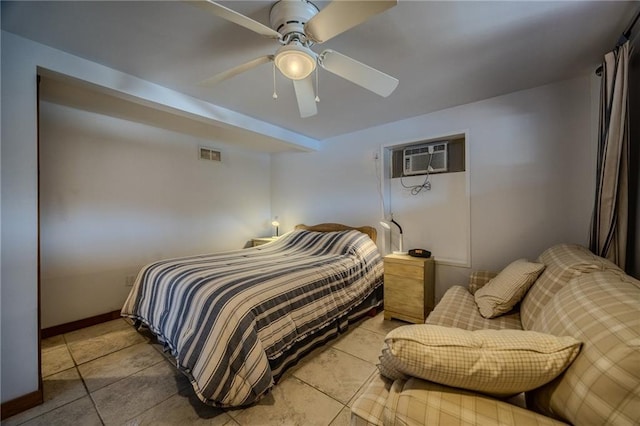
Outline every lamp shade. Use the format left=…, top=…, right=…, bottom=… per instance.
left=274, top=43, right=316, bottom=80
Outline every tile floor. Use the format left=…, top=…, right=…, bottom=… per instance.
left=4, top=312, right=405, bottom=426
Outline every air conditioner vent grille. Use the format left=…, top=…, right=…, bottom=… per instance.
left=403, top=141, right=448, bottom=175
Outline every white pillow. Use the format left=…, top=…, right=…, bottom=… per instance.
left=474, top=259, right=545, bottom=318
left=378, top=325, right=581, bottom=396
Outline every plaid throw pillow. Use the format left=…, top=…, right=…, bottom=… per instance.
left=474, top=259, right=545, bottom=318
left=378, top=325, right=581, bottom=396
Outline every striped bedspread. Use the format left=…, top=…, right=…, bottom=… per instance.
left=121, top=229, right=383, bottom=407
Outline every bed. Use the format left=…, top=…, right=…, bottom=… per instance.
left=121, top=223, right=383, bottom=407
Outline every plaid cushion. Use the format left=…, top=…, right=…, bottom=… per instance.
left=520, top=244, right=623, bottom=329
left=350, top=374, right=392, bottom=426
left=475, top=259, right=545, bottom=318
left=379, top=325, right=581, bottom=396
left=527, top=271, right=640, bottom=425
left=378, top=348, right=407, bottom=381
left=468, top=270, right=499, bottom=295
left=351, top=376, right=568, bottom=426
left=426, top=286, right=523, bottom=330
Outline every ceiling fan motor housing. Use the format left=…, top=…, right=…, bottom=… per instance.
left=270, top=0, right=319, bottom=43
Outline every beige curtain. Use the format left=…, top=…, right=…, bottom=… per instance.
left=590, top=41, right=630, bottom=269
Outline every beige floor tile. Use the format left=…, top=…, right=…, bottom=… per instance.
left=278, top=342, right=331, bottom=379
left=20, top=396, right=102, bottom=426
left=8, top=311, right=405, bottom=426
left=78, top=342, right=166, bottom=392
left=123, top=393, right=232, bottom=426
left=331, top=326, right=386, bottom=364
left=292, top=347, right=377, bottom=404
left=230, top=376, right=344, bottom=426
left=156, top=346, right=178, bottom=363
left=41, top=345, right=75, bottom=377
left=329, top=406, right=353, bottom=426
left=150, top=340, right=178, bottom=363
left=2, top=368, right=87, bottom=426
left=129, top=325, right=177, bottom=362
left=64, top=319, right=132, bottom=343
left=357, top=311, right=408, bottom=337
left=91, top=359, right=190, bottom=425
left=41, top=335, right=66, bottom=352
left=67, top=326, right=147, bottom=364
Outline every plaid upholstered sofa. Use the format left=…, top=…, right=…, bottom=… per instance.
left=351, top=244, right=640, bottom=425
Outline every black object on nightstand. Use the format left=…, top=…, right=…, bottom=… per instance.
left=408, top=248, right=431, bottom=258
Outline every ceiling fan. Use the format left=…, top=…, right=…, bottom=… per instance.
left=194, top=0, right=399, bottom=118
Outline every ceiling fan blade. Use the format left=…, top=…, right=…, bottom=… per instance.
left=304, top=0, right=397, bottom=43
left=319, top=50, right=398, bottom=97
left=194, top=1, right=282, bottom=39
left=293, top=76, right=318, bottom=118
left=198, top=55, right=273, bottom=86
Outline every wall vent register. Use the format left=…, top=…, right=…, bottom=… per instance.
left=199, top=146, right=221, bottom=162
left=403, top=141, right=448, bottom=175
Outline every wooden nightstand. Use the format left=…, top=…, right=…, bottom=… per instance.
left=383, top=254, right=435, bottom=324
left=251, top=237, right=279, bottom=247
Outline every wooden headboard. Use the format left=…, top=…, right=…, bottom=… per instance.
left=294, top=223, right=377, bottom=242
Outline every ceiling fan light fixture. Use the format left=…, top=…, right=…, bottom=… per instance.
left=274, top=43, right=316, bottom=80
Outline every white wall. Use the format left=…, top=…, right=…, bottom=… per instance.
left=39, top=102, right=271, bottom=328
left=272, top=75, right=596, bottom=301
left=2, top=31, right=42, bottom=403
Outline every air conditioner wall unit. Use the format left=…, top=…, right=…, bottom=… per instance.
left=403, top=141, right=448, bottom=175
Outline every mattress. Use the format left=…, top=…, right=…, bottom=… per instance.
left=121, top=229, right=383, bottom=407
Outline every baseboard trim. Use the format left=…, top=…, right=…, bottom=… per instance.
left=1, top=389, right=43, bottom=421
left=41, top=310, right=122, bottom=338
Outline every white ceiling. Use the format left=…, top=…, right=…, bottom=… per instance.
left=2, top=1, right=637, bottom=142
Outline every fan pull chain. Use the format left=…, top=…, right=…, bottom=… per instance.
left=272, top=62, right=278, bottom=100
left=314, top=68, right=320, bottom=103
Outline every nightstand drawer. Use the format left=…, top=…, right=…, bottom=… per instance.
left=385, top=277, right=424, bottom=318
left=384, top=262, right=424, bottom=280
